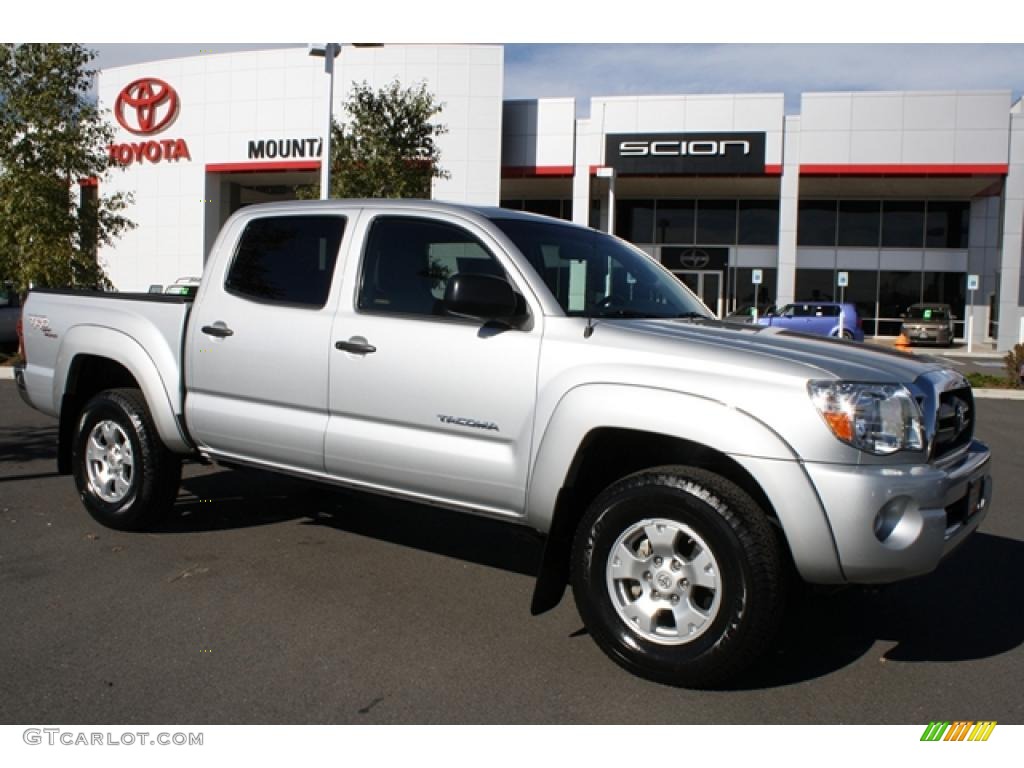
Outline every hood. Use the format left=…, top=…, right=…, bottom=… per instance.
left=603, top=317, right=946, bottom=384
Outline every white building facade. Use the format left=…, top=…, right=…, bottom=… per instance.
left=96, top=45, right=504, bottom=290
left=95, top=46, right=1024, bottom=351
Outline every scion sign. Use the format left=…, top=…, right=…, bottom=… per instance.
left=606, top=132, right=766, bottom=175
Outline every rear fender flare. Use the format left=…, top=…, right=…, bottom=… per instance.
left=54, top=325, right=189, bottom=453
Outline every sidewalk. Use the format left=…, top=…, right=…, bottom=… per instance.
left=864, top=337, right=1006, bottom=358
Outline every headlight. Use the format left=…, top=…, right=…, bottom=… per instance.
left=808, top=381, right=925, bottom=455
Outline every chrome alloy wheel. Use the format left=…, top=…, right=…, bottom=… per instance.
left=605, top=518, right=722, bottom=645
left=85, top=419, right=136, bottom=503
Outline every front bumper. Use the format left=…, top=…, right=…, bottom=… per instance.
left=803, top=439, right=992, bottom=583
left=901, top=325, right=952, bottom=345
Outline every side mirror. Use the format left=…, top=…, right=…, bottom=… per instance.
left=443, top=274, right=523, bottom=325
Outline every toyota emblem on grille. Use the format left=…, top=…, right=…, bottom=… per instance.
left=954, top=399, right=969, bottom=436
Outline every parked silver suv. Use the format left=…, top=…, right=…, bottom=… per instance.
left=901, top=303, right=956, bottom=346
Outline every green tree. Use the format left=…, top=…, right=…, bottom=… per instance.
left=0, top=44, right=133, bottom=293
left=301, top=79, right=449, bottom=199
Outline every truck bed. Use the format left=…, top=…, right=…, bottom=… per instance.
left=19, top=289, right=193, bottom=420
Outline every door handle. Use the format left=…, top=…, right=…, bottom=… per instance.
left=201, top=323, right=234, bottom=338
left=335, top=338, right=376, bottom=355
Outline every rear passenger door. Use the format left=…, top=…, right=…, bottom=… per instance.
left=186, top=213, right=350, bottom=473
left=324, top=211, right=543, bottom=518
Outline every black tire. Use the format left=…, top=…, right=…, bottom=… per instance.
left=840, top=329, right=854, bottom=340
left=71, top=388, right=182, bottom=531
left=570, top=466, right=785, bottom=688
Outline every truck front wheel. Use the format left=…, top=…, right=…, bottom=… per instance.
left=72, top=388, right=182, bottom=531
left=570, top=466, right=785, bottom=688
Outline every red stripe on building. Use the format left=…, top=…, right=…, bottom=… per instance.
left=800, top=163, right=1008, bottom=176
left=590, top=165, right=785, bottom=176
left=502, top=165, right=574, bottom=178
left=206, top=161, right=321, bottom=173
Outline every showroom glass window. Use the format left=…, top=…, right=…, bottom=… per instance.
left=695, top=200, right=738, bottom=245
left=877, top=271, right=922, bottom=335
left=655, top=200, right=696, bottom=244
left=837, top=201, right=881, bottom=247
left=615, top=200, right=655, bottom=243
left=731, top=267, right=777, bottom=311
left=225, top=215, right=346, bottom=308
left=843, top=270, right=880, bottom=336
left=922, top=271, right=966, bottom=337
left=500, top=199, right=572, bottom=221
left=794, top=270, right=836, bottom=303
left=926, top=202, right=970, bottom=248
left=797, top=200, right=837, bottom=246
left=738, top=200, right=779, bottom=245
left=881, top=201, right=925, bottom=248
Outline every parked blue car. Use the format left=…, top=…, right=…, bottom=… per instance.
left=756, top=301, right=864, bottom=341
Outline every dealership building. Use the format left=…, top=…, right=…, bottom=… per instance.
left=96, top=45, right=1024, bottom=350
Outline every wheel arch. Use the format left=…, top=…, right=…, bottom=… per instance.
left=54, top=327, right=191, bottom=473
left=528, top=384, right=836, bottom=615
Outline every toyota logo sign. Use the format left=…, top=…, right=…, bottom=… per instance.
left=114, top=78, right=180, bottom=135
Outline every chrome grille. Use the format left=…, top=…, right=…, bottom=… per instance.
left=910, top=371, right=975, bottom=464
left=932, top=386, right=974, bottom=461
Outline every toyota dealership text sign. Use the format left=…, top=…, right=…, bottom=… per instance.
left=108, top=78, right=192, bottom=166
left=605, top=132, right=766, bottom=175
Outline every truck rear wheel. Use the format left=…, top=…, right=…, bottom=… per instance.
left=570, top=466, right=785, bottom=688
left=72, top=388, right=182, bottom=531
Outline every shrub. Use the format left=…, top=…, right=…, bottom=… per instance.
left=1004, top=343, right=1024, bottom=389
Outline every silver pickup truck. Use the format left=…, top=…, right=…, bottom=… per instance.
left=15, top=200, right=993, bottom=687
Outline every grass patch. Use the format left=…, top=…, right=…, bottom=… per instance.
left=965, top=371, right=1016, bottom=389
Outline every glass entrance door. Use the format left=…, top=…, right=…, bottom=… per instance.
left=674, top=271, right=723, bottom=318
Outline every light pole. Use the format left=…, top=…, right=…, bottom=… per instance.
left=308, top=43, right=341, bottom=200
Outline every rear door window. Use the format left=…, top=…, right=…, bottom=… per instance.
left=226, top=215, right=346, bottom=308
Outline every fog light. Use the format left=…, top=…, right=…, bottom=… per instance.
left=874, top=498, right=907, bottom=542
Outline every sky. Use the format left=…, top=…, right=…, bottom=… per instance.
left=11, top=0, right=1023, bottom=117
left=85, top=42, right=1024, bottom=118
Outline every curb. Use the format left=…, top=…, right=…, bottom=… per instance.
left=972, top=388, right=1024, bottom=400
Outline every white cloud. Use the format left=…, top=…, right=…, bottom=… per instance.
left=80, top=42, right=1024, bottom=117
left=504, top=44, right=1024, bottom=115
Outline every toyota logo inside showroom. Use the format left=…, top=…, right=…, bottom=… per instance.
left=114, top=78, right=180, bottom=135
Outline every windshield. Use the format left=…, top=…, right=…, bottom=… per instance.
left=906, top=306, right=948, bottom=320
left=492, top=218, right=711, bottom=319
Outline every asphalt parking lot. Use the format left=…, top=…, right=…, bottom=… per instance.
left=1, top=379, right=1022, bottom=725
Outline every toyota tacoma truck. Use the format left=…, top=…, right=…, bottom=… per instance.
left=15, top=200, right=993, bottom=687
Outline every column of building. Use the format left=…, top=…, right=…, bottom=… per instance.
left=775, top=115, right=801, bottom=308
left=997, top=108, right=1024, bottom=351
